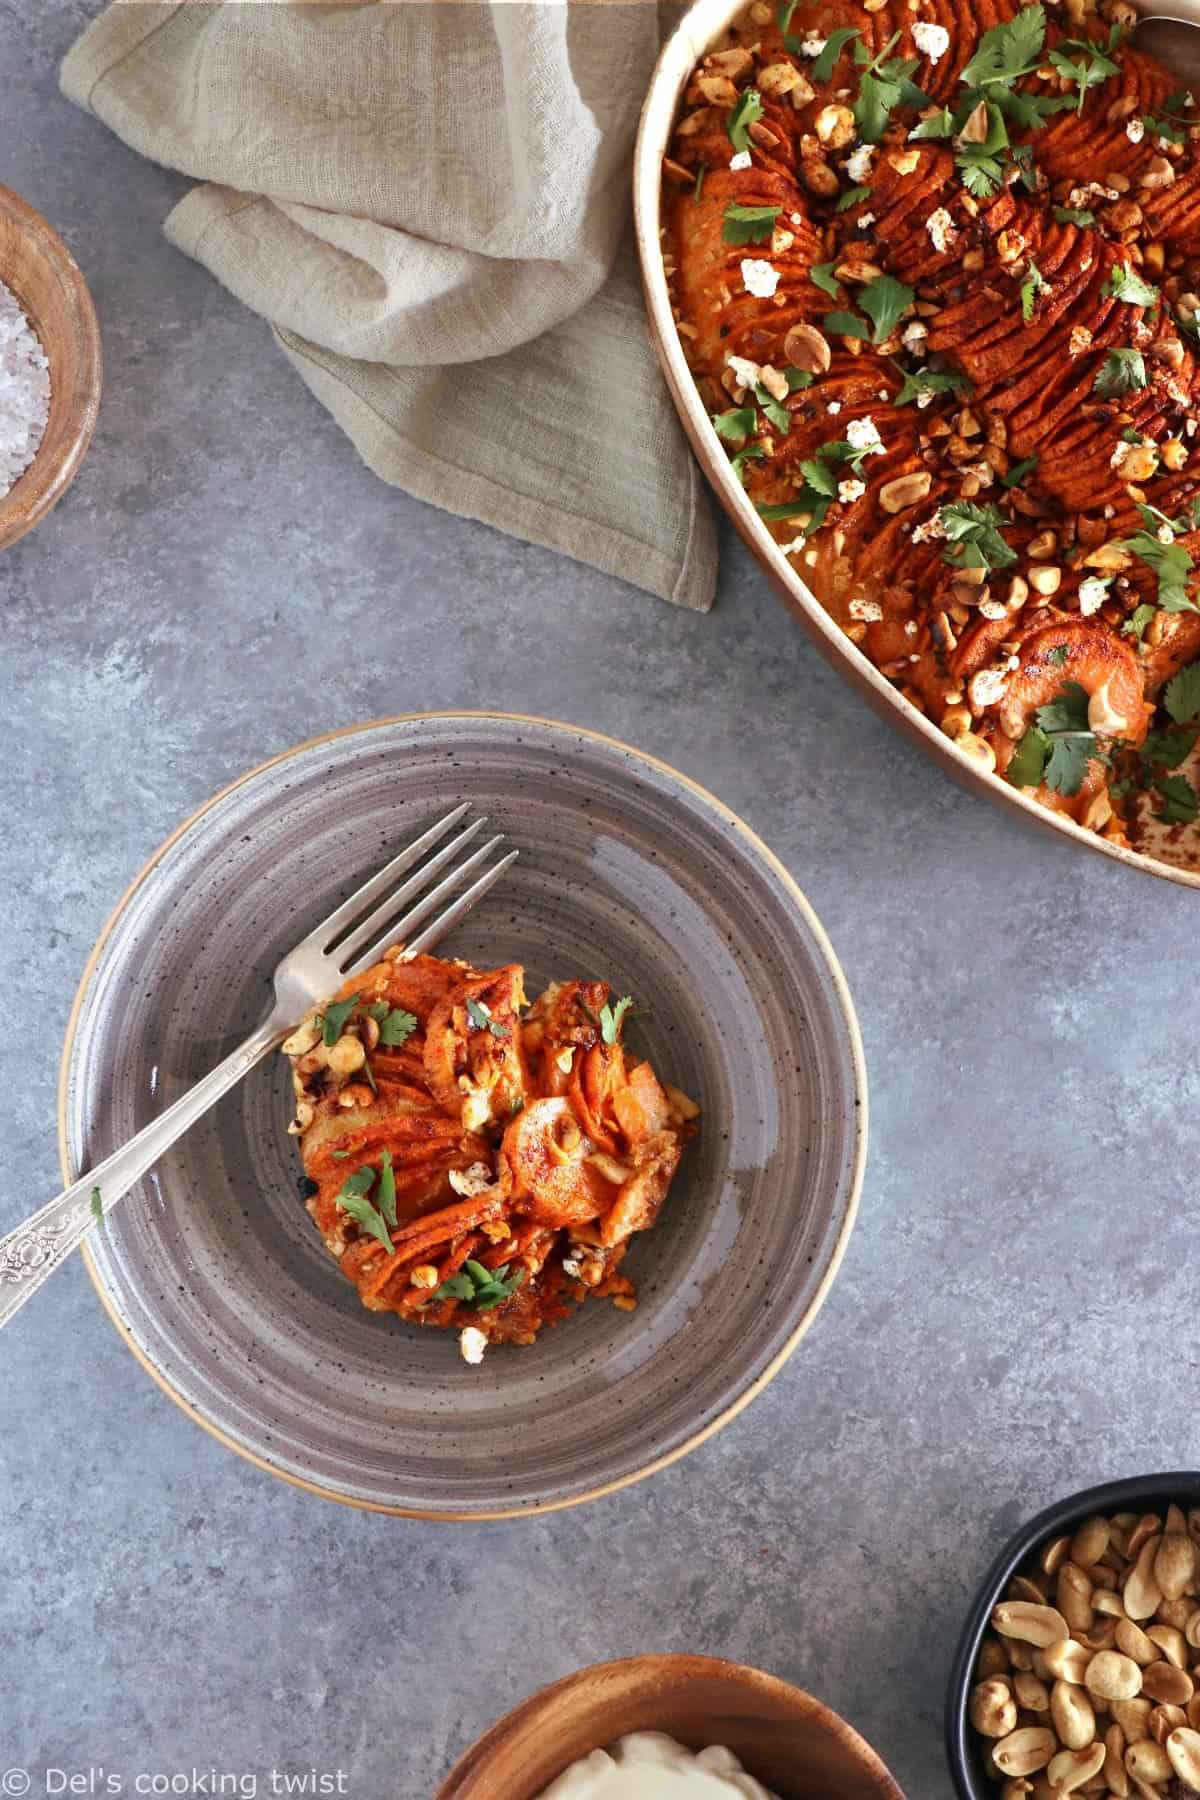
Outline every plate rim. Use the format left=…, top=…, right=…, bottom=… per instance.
left=57, top=709, right=869, bottom=1521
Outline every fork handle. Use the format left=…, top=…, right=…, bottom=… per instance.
left=0, top=1015, right=284, bottom=1332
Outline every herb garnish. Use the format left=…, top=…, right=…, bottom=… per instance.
left=956, top=99, right=1011, bottom=199
left=377, top=1149, right=398, bottom=1230
left=837, top=185, right=873, bottom=212
left=1166, top=661, right=1200, bottom=723
left=466, top=997, right=510, bottom=1039
left=1020, top=260, right=1046, bottom=324
left=1048, top=26, right=1122, bottom=113
left=892, top=368, right=971, bottom=409
left=1145, top=115, right=1187, bottom=144
left=809, top=260, right=842, bottom=300
left=1116, top=503, right=1200, bottom=614
left=1002, top=455, right=1039, bottom=488
left=598, top=995, right=643, bottom=1045
left=959, top=5, right=1047, bottom=91
left=713, top=407, right=756, bottom=444
left=1141, top=724, right=1199, bottom=768
left=1093, top=348, right=1148, bottom=397
left=321, top=994, right=359, bottom=1046
left=811, top=26, right=861, bottom=84
left=1052, top=205, right=1096, bottom=227
left=727, top=89, right=764, bottom=153
left=909, top=108, right=955, bottom=141
left=1104, top=264, right=1160, bottom=308
left=367, top=1001, right=419, bottom=1047
left=91, top=1186, right=103, bottom=1224
left=730, top=442, right=767, bottom=484
left=335, top=1167, right=396, bottom=1256
left=722, top=202, right=781, bottom=246
left=1123, top=603, right=1157, bottom=644
left=938, top=501, right=1018, bottom=572
left=756, top=435, right=881, bottom=527
left=753, top=383, right=790, bottom=434
left=825, top=274, right=913, bottom=347
left=434, top=1260, right=526, bottom=1310
left=1007, top=682, right=1098, bottom=795
left=852, top=31, right=928, bottom=143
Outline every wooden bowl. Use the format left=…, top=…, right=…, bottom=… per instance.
left=437, top=1654, right=905, bottom=1798
left=632, top=0, right=1200, bottom=891
left=0, top=184, right=101, bottom=550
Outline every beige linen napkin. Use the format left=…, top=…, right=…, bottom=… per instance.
left=62, top=2, right=716, bottom=610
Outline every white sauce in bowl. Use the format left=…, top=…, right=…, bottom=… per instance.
left=537, top=1732, right=779, bottom=1799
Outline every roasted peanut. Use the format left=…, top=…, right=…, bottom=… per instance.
left=1086, top=1652, right=1143, bottom=1702
left=973, top=1677, right=1019, bottom=1738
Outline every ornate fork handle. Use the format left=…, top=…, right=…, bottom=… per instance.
left=0, top=1016, right=283, bottom=1331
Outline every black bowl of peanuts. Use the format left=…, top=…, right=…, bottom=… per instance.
left=947, top=1475, right=1200, bottom=1800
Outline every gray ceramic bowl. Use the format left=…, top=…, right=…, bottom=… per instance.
left=59, top=714, right=866, bottom=1518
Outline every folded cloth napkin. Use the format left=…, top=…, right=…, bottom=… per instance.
left=62, top=2, right=717, bottom=611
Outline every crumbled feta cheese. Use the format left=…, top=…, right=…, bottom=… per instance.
left=858, top=213, right=876, bottom=228
left=790, top=212, right=803, bottom=225
left=845, top=144, right=875, bottom=185
left=1158, top=521, right=1175, bottom=544
left=826, top=400, right=842, bottom=416
left=730, top=150, right=753, bottom=170
left=1070, top=183, right=1117, bottom=206
left=912, top=20, right=950, bottom=60
left=740, top=257, right=779, bottom=298
left=926, top=208, right=955, bottom=254
left=779, top=534, right=807, bottom=554
left=448, top=1161, right=494, bottom=1199
left=799, top=32, right=827, bottom=56
left=911, top=514, right=945, bottom=543
left=1078, top=576, right=1110, bottom=616
left=848, top=596, right=883, bottom=621
left=916, top=390, right=935, bottom=409
left=726, top=352, right=761, bottom=390
left=979, top=599, right=1007, bottom=621
left=1069, top=325, right=1093, bottom=358
left=845, top=415, right=884, bottom=456
left=459, top=1327, right=488, bottom=1366
left=904, top=618, right=919, bottom=636
left=839, top=478, right=867, bottom=504
left=1126, top=117, right=1145, bottom=144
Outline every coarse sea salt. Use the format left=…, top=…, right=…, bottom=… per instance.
left=0, top=278, right=50, bottom=497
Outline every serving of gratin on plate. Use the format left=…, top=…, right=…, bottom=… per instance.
left=657, top=0, right=1200, bottom=872
left=284, top=950, right=698, bottom=1365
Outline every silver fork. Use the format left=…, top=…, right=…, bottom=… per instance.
left=0, top=805, right=517, bottom=1331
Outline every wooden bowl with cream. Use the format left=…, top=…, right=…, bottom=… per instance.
left=437, top=1654, right=905, bottom=1799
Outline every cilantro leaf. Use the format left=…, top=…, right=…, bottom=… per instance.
left=1141, top=724, right=1199, bottom=768
left=722, top=203, right=781, bottom=246
left=811, top=27, right=861, bottom=84
left=1044, top=733, right=1096, bottom=795
left=755, top=383, right=791, bottom=434
left=91, top=1186, right=103, bottom=1224
left=1145, top=115, right=1186, bottom=144
left=378, top=1007, right=418, bottom=1047
left=376, top=1150, right=397, bottom=1230
left=1104, top=264, right=1160, bottom=307
left=599, top=995, right=638, bottom=1044
left=727, top=89, right=764, bottom=153
left=823, top=310, right=871, bottom=340
left=909, top=108, right=955, bottom=140
left=432, top=1272, right=476, bottom=1301
left=892, top=368, right=971, bottom=408
left=434, top=1260, right=525, bottom=1310
left=1093, top=348, right=1148, bottom=397
left=322, top=994, right=359, bottom=1046
left=784, top=366, right=813, bottom=391
left=1020, top=260, right=1046, bottom=324
left=336, top=1169, right=396, bottom=1256
left=1116, top=527, right=1197, bottom=614
left=1006, top=725, right=1051, bottom=787
left=853, top=42, right=928, bottom=143
left=858, top=273, right=914, bottom=345
left=1053, top=205, right=1096, bottom=226
left=1036, top=681, right=1091, bottom=735
left=1123, top=603, right=1157, bottom=643
left=1048, top=32, right=1120, bottom=113
left=1166, top=661, right=1200, bottom=723
left=837, top=185, right=873, bottom=211
left=1002, top=455, right=1039, bottom=488
left=1154, top=773, right=1199, bottom=822
left=938, top=501, right=1017, bottom=571
left=960, top=5, right=1046, bottom=89
left=730, top=442, right=767, bottom=484
left=810, top=260, right=843, bottom=299
left=713, top=407, right=756, bottom=444
left=466, top=997, right=510, bottom=1039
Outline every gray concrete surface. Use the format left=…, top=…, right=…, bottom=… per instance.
left=3, top=5, right=1196, bottom=1797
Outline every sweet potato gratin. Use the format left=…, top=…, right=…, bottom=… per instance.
left=282, top=950, right=697, bottom=1364
left=664, top=0, right=1200, bottom=863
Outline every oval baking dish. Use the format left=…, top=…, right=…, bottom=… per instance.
left=633, top=0, right=1200, bottom=890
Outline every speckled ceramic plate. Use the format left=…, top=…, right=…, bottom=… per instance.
left=59, top=715, right=866, bottom=1518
